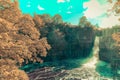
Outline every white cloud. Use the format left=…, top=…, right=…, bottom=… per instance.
left=83, top=0, right=120, bottom=28
left=67, top=11, right=72, bottom=14
left=100, top=15, right=120, bottom=28
left=57, top=0, right=65, bottom=3
left=57, top=0, right=70, bottom=3
left=83, top=0, right=108, bottom=18
left=38, top=5, right=45, bottom=10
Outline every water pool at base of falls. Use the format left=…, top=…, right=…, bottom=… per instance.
left=20, top=37, right=114, bottom=79
left=21, top=58, right=113, bottom=79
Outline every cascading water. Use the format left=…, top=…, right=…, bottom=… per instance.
left=21, top=37, right=113, bottom=80
left=61, top=37, right=100, bottom=80
left=83, top=36, right=99, bottom=68
left=62, top=37, right=113, bottom=80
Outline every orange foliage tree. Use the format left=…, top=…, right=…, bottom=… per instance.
left=0, top=59, right=29, bottom=80
left=0, top=0, right=51, bottom=80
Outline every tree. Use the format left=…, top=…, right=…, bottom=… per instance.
left=0, top=0, right=22, bottom=23
left=0, top=59, right=29, bottom=80
left=78, top=16, right=94, bottom=29
left=112, top=32, right=120, bottom=48
left=108, top=0, right=120, bottom=22
left=111, top=0, right=120, bottom=15
left=15, top=14, right=40, bottom=40
left=0, top=0, right=51, bottom=79
left=33, top=15, right=45, bottom=29
left=52, top=14, right=63, bottom=24
left=0, top=14, right=51, bottom=65
left=40, top=14, right=52, bottom=24
left=78, top=16, right=88, bottom=27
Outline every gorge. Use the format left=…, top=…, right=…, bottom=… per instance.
left=0, top=0, right=120, bottom=80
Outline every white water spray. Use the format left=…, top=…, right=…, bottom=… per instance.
left=83, top=37, right=99, bottom=68
left=63, top=37, right=101, bottom=80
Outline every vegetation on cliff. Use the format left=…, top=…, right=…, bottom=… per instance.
left=0, top=0, right=51, bottom=79
left=38, top=15, right=96, bottom=61
left=0, top=59, right=29, bottom=80
left=108, top=0, right=120, bottom=16
left=99, top=26, right=120, bottom=62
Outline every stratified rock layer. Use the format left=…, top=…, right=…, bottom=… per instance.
left=28, top=67, right=67, bottom=80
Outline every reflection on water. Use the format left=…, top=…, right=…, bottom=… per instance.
left=20, top=58, right=90, bottom=72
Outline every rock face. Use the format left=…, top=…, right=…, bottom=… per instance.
left=95, top=27, right=120, bottom=79
left=99, top=26, right=120, bottom=63
left=63, top=67, right=100, bottom=80
left=27, top=66, right=112, bottom=80
left=27, top=67, right=68, bottom=80
left=39, top=22, right=95, bottom=61
left=99, top=27, right=120, bottom=79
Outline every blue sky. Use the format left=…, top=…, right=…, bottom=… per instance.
left=18, top=0, right=120, bottom=28
left=18, top=0, right=89, bottom=24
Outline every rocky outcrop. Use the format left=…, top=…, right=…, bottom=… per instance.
left=99, top=26, right=120, bottom=63
left=27, top=66, right=112, bottom=80
left=27, top=67, right=67, bottom=80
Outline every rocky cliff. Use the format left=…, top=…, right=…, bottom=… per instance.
left=38, top=16, right=96, bottom=61
left=99, top=26, right=120, bottom=63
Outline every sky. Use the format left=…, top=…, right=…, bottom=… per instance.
left=18, top=0, right=120, bottom=28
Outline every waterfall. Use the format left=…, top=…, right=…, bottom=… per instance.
left=63, top=37, right=113, bottom=80
left=25, top=37, right=113, bottom=80
left=83, top=36, right=99, bottom=68
left=62, top=37, right=101, bottom=80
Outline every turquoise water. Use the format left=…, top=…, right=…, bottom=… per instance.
left=96, top=61, right=113, bottom=78
left=21, top=57, right=90, bottom=72
left=20, top=54, right=113, bottom=79
left=21, top=55, right=114, bottom=79
left=21, top=49, right=94, bottom=72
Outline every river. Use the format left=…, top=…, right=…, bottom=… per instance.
left=21, top=37, right=113, bottom=80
